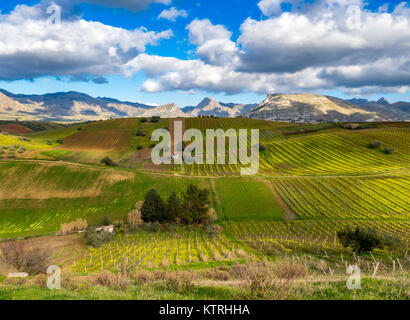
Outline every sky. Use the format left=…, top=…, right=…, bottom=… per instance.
left=0, top=0, right=409, bottom=107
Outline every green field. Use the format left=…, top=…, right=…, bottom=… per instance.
left=213, top=178, right=287, bottom=221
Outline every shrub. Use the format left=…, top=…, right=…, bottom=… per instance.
left=337, top=227, right=385, bottom=253
left=151, top=116, right=160, bottom=123
left=259, top=144, right=266, bottom=152
left=203, top=224, right=222, bottom=238
left=383, top=147, right=395, bottom=155
left=368, top=141, right=383, bottom=149
left=232, top=260, right=290, bottom=300
left=56, top=139, right=63, bottom=144
left=137, top=145, right=143, bottom=151
left=140, top=117, right=147, bottom=123
left=274, top=261, right=307, bottom=280
left=0, top=241, right=50, bottom=275
left=149, top=143, right=157, bottom=148
left=100, top=157, right=118, bottom=167
left=94, top=271, right=128, bottom=290
left=17, top=147, right=25, bottom=154
left=136, top=131, right=147, bottom=137
left=85, top=227, right=114, bottom=248
left=164, top=272, right=195, bottom=293
left=46, top=140, right=52, bottom=145
left=343, top=123, right=362, bottom=130
left=131, top=269, right=153, bottom=285
left=60, top=218, right=88, bottom=235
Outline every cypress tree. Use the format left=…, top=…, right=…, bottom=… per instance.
left=141, top=189, right=165, bottom=222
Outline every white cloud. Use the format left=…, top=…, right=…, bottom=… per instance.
left=123, top=2, right=410, bottom=95
left=258, top=0, right=284, bottom=16
left=0, top=4, right=172, bottom=80
left=158, top=7, right=187, bottom=21
left=186, top=19, right=239, bottom=66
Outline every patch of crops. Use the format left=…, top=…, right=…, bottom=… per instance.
left=72, top=227, right=247, bottom=272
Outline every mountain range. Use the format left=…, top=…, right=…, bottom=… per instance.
left=0, top=89, right=409, bottom=123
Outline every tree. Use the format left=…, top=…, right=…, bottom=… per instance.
left=337, top=227, right=384, bottom=253
left=0, top=241, right=50, bottom=275
left=103, top=216, right=112, bottom=226
left=100, top=157, right=118, bottom=167
left=182, top=184, right=211, bottom=224
left=141, top=189, right=165, bottom=222
left=127, top=202, right=143, bottom=228
left=164, top=191, right=182, bottom=223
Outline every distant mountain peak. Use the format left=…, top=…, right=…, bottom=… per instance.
left=377, top=97, right=390, bottom=105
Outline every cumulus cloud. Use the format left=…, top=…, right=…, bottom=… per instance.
left=121, top=2, right=410, bottom=95
left=123, top=54, right=326, bottom=94
left=158, top=7, right=187, bottom=21
left=238, top=5, right=410, bottom=73
left=258, top=0, right=285, bottom=16
left=186, top=19, right=240, bottom=66
left=0, top=4, right=172, bottom=80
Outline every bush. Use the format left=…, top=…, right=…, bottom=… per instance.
left=259, top=144, right=266, bottom=152
left=274, top=261, right=307, bottom=280
left=203, top=224, right=222, bottom=238
left=100, top=157, right=118, bottom=167
left=46, top=140, right=52, bottom=145
left=151, top=116, right=161, bottom=123
left=60, top=218, right=88, bottom=235
left=149, top=143, right=157, bottom=148
left=0, top=241, right=50, bottom=275
left=85, top=227, right=114, bottom=248
left=94, top=271, right=128, bottom=290
left=164, top=272, right=195, bottom=293
left=56, top=139, right=63, bottom=144
left=137, top=145, right=144, bottom=151
left=337, top=227, right=385, bottom=253
left=383, top=147, right=395, bottom=155
left=140, top=117, right=147, bottom=123
left=136, top=131, right=147, bottom=137
left=368, top=141, right=383, bottom=149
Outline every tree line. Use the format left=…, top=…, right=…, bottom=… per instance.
left=141, top=184, right=214, bottom=225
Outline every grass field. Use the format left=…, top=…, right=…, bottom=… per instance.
left=213, top=178, right=287, bottom=221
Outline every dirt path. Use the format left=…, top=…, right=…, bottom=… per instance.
left=261, top=178, right=298, bottom=220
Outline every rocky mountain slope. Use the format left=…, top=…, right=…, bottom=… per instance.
left=183, top=97, right=257, bottom=118
left=0, top=89, right=185, bottom=122
left=247, top=93, right=407, bottom=122
left=346, top=97, right=410, bottom=120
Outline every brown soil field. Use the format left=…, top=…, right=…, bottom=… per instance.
left=0, top=124, right=33, bottom=134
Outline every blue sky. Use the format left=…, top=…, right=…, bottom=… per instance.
left=0, top=0, right=409, bottom=106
